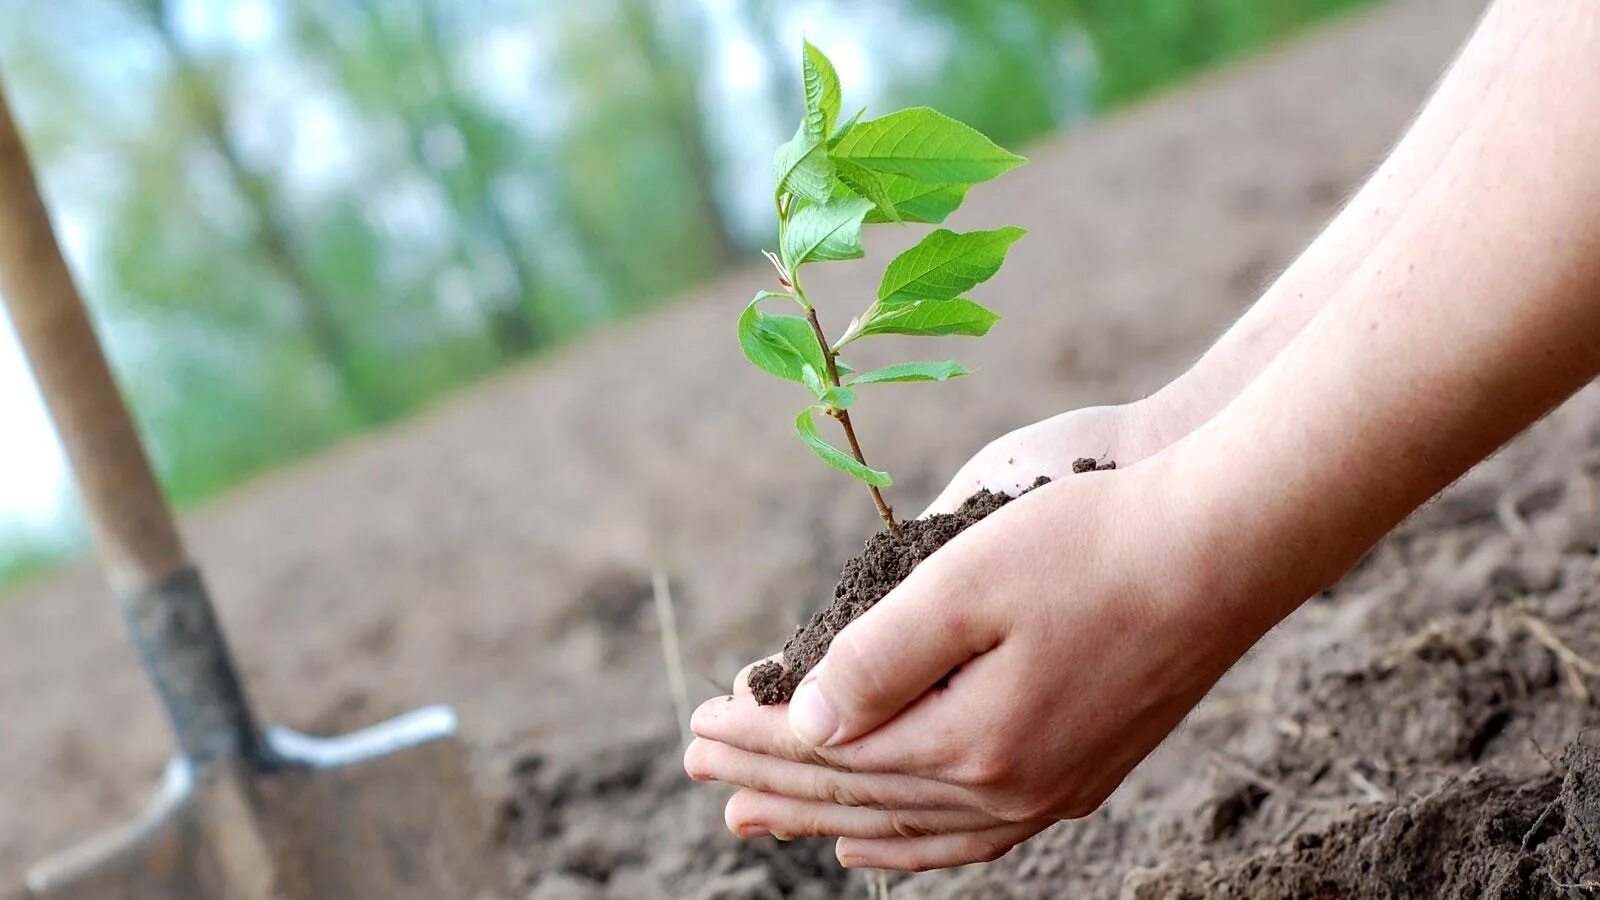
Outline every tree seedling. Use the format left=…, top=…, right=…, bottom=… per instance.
left=738, top=41, right=1028, bottom=535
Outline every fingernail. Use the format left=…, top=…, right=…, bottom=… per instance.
left=838, top=854, right=864, bottom=869
left=789, top=678, right=839, bottom=747
left=772, top=831, right=794, bottom=842
left=738, top=824, right=771, bottom=839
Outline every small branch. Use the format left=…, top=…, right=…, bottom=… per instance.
left=803, top=306, right=900, bottom=535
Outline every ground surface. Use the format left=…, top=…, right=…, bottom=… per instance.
left=5, top=0, right=1598, bottom=896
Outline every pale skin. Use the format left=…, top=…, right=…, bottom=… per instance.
left=686, top=0, right=1600, bottom=872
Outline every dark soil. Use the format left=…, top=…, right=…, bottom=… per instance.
left=1132, top=731, right=1600, bottom=899
left=749, top=476, right=1057, bottom=706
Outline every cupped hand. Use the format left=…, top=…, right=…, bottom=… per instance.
left=686, top=454, right=1279, bottom=870
left=920, top=400, right=1173, bottom=515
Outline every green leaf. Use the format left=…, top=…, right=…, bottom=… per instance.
left=832, top=107, right=1027, bottom=185
left=801, top=41, right=842, bottom=140
left=738, top=293, right=828, bottom=383
left=795, top=407, right=892, bottom=487
left=801, top=364, right=856, bottom=409
left=856, top=297, right=1000, bottom=340
left=878, top=227, right=1026, bottom=303
left=864, top=174, right=971, bottom=224
left=774, top=125, right=832, bottom=205
left=834, top=159, right=900, bottom=224
left=829, top=106, right=866, bottom=149
left=781, top=195, right=873, bottom=270
left=848, top=361, right=973, bottom=385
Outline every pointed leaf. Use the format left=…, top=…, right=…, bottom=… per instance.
left=781, top=195, right=873, bottom=269
left=834, top=159, right=900, bottom=224
left=878, top=227, right=1026, bottom=303
left=848, top=361, right=973, bottom=385
left=832, top=107, right=1026, bottom=185
left=801, top=41, right=842, bottom=140
left=738, top=293, right=828, bottom=383
left=796, top=407, right=892, bottom=487
left=857, top=298, right=1000, bottom=339
left=829, top=106, right=866, bottom=149
left=801, top=364, right=856, bottom=409
left=774, top=125, right=832, bottom=205
left=864, top=174, right=970, bottom=224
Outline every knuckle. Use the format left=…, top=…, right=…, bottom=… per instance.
left=886, top=811, right=936, bottom=839
left=817, top=773, right=868, bottom=809
left=1059, top=786, right=1109, bottom=821
left=964, top=836, right=1014, bottom=865
left=954, top=746, right=1013, bottom=790
left=971, top=775, right=1049, bottom=822
left=982, top=793, right=1040, bottom=824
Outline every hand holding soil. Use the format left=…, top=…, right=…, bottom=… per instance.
left=689, top=455, right=1277, bottom=870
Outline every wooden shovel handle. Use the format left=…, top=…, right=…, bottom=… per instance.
left=0, top=80, right=187, bottom=595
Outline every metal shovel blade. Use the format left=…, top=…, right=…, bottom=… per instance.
left=24, top=707, right=490, bottom=900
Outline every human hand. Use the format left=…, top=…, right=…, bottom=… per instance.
left=920, top=398, right=1176, bottom=515
left=686, top=454, right=1283, bottom=870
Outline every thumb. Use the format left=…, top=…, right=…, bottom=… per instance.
left=788, top=552, right=1002, bottom=747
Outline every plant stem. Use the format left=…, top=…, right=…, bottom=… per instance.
left=778, top=197, right=899, bottom=535
left=803, top=306, right=901, bottom=535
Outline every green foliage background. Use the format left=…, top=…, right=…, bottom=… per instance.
left=0, top=0, right=1375, bottom=586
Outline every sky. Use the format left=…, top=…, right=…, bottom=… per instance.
left=0, top=315, right=70, bottom=527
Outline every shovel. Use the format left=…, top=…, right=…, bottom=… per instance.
left=0, top=80, right=491, bottom=899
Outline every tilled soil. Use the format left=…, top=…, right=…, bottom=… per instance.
left=9, top=1, right=1597, bottom=898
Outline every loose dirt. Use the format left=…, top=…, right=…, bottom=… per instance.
left=9, top=1, right=1597, bottom=898
left=749, top=478, right=1050, bottom=706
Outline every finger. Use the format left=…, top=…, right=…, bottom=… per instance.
left=683, top=739, right=978, bottom=811
left=725, top=789, right=1001, bottom=840
left=692, top=690, right=930, bottom=774
left=789, top=544, right=1004, bottom=748
left=834, top=820, right=1051, bottom=872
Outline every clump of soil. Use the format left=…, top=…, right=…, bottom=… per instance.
left=750, top=468, right=1116, bottom=706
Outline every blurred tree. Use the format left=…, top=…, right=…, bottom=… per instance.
left=126, top=0, right=399, bottom=423
left=885, top=0, right=1071, bottom=148
left=1063, top=0, right=1372, bottom=106
left=616, top=0, right=741, bottom=266
left=291, top=0, right=551, bottom=359
left=549, top=2, right=725, bottom=305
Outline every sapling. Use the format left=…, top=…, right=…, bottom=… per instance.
left=739, top=41, right=1028, bottom=535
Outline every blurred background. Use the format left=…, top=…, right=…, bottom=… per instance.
left=0, top=0, right=1373, bottom=588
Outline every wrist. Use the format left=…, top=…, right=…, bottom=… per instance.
left=1148, top=418, right=1371, bottom=640
left=1127, top=370, right=1228, bottom=462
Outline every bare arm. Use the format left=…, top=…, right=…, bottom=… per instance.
left=1180, top=0, right=1600, bottom=620
left=931, top=0, right=1545, bottom=509
left=1148, top=0, right=1549, bottom=441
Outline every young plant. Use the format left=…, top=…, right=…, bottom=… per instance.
left=738, top=41, right=1028, bottom=535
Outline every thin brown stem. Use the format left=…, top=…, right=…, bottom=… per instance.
left=804, top=307, right=900, bottom=535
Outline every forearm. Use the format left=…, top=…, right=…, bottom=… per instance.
left=1176, top=0, right=1600, bottom=627
left=1147, top=0, right=1546, bottom=440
